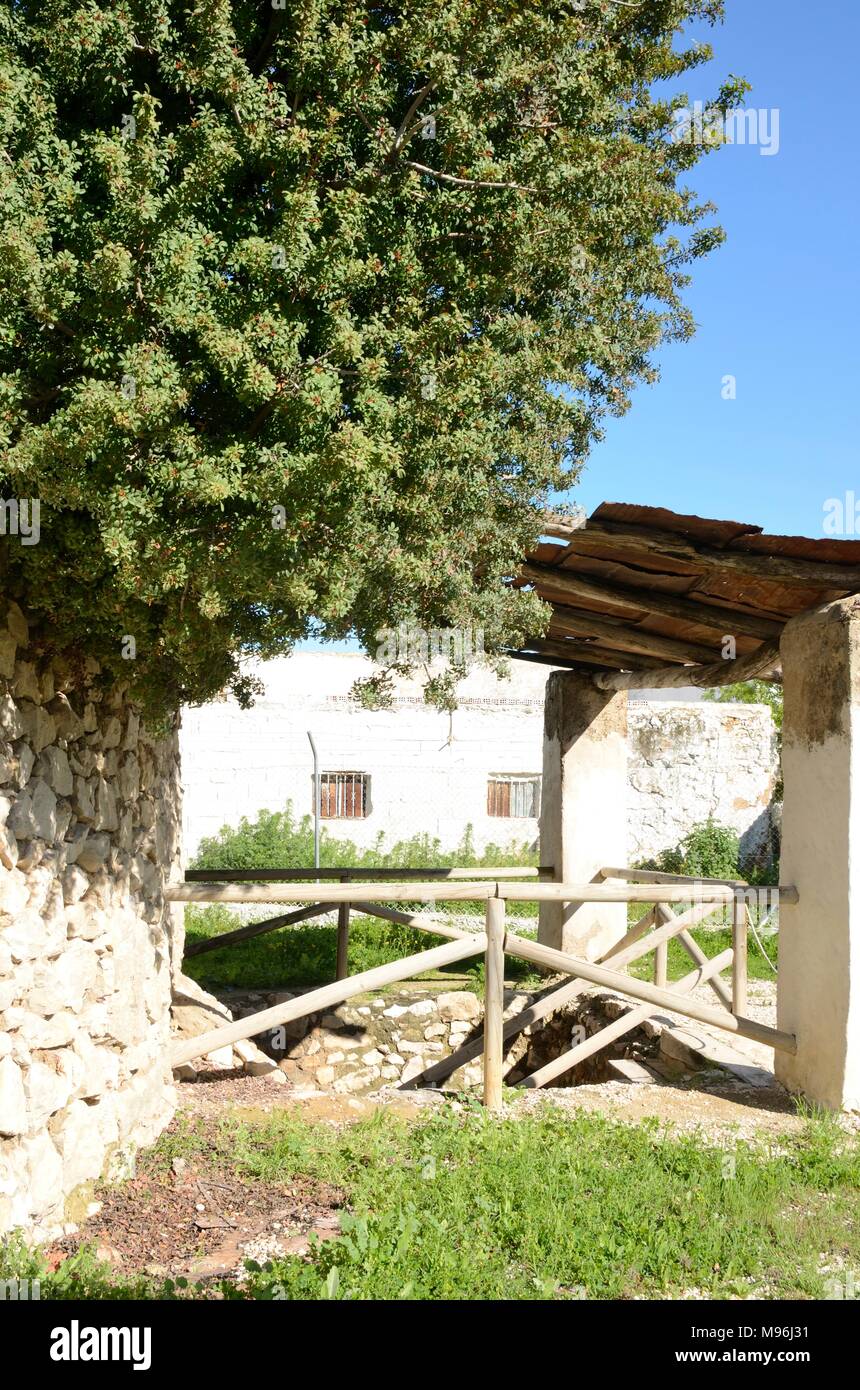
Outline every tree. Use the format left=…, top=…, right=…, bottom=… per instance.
left=0, top=0, right=742, bottom=714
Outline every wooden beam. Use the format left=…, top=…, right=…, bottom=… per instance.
left=183, top=902, right=332, bottom=958
left=601, top=866, right=746, bottom=888
left=549, top=603, right=720, bottom=665
left=336, top=899, right=351, bottom=981
left=572, top=521, right=860, bottom=590
left=507, top=649, right=595, bottom=671
left=592, top=639, right=782, bottom=692
left=732, top=895, right=748, bottom=1015
left=170, top=935, right=486, bottom=1068
left=170, top=878, right=799, bottom=906
left=520, top=561, right=784, bottom=640
left=500, top=930, right=797, bottom=1053
left=184, top=866, right=545, bottom=882
left=172, top=880, right=496, bottom=902
left=513, top=638, right=653, bottom=669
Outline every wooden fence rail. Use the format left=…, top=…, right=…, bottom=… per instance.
left=169, top=874, right=796, bottom=1097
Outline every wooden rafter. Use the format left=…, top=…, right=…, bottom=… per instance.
left=572, top=521, right=860, bottom=589
left=520, top=561, right=783, bottom=640
left=549, top=603, right=720, bottom=665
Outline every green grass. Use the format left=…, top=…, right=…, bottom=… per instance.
left=183, top=905, right=544, bottom=993
left=627, top=924, right=777, bottom=985
left=8, top=1104, right=858, bottom=1301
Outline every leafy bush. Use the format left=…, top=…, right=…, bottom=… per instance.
left=191, top=803, right=537, bottom=872
left=643, top=819, right=741, bottom=881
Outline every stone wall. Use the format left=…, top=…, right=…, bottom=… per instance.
left=207, top=983, right=659, bottom=1094
left=0, top=600, right=181, bottom=1239
left=214, top=985, right=530, bottom=1094
left=627, top=702, right=778, bottom=866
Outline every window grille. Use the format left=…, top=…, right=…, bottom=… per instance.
left=318, top=771, right=370, bottom=819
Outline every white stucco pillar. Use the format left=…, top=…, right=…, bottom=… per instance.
left=538, top=670, right=628, bottom=960
left=776, top=596, right=860, bottom=1110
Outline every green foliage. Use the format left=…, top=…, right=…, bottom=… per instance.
left=704, top=681, right=783, bottom=732
left=643, top=818, right=741, bottom=881
left=191, top=801, right=536, bottom=871
left=0, top=1, right=738, bottom=713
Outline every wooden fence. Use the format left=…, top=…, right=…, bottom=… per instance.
left=168, top=866, right=797, bottom=1107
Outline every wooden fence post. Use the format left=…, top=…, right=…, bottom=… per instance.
left=335, top=874, right=351, bottom=982
left=483, top=897, right=506, bottom=1111
left=654, top=904, right=668, bottom=988
left=732, top=892, right=748, bottom=1015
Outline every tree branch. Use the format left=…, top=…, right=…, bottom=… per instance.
left=404, top=161, right=536, bottom=193
left=386, top=79, right=437, bottom=161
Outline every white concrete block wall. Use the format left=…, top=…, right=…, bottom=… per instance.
left=179, top=653, right=778, bottom=865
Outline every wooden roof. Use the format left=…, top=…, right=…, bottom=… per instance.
left=513, top=502, right=860, bottom=685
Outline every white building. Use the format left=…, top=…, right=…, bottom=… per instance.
left=180, top=651, right=778, bottom=866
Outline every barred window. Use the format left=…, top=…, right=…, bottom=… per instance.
left=318, top=771, right=370, bottom=819
left=487, top=774, right=541, bottom=818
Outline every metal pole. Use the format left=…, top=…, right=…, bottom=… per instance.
left=307, top=730, right=320, bottom=874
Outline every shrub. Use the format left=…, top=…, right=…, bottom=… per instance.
left=644, top=819, right=741, bottom=881
left=191, top=803, right=537, bottom=872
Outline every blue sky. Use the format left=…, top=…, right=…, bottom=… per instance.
left=569, top=0, right=860, bottom=537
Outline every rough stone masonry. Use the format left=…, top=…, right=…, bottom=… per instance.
left=0, top=599, right=182, bottom=1239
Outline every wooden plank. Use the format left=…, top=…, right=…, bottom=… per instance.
left=549, top=604, right=719, bottom=664
left=184, top=866, right=546, bottom=882
left=514, top=638, right=654, bottom=670
left=507, top=649, right=586, bottom=671
left=592, top=640, right=782, bottom=692
left=518, top=948, right=734, bottom=1089
left=572, top=520, right=860, bottom=589
left=183, top=902, right=332, bottom=958
left=483, top=899, right=505, bottom=1110
left=519, top=562, right=783, bottom=640
left=170, top=935, right=486, bottom=1068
